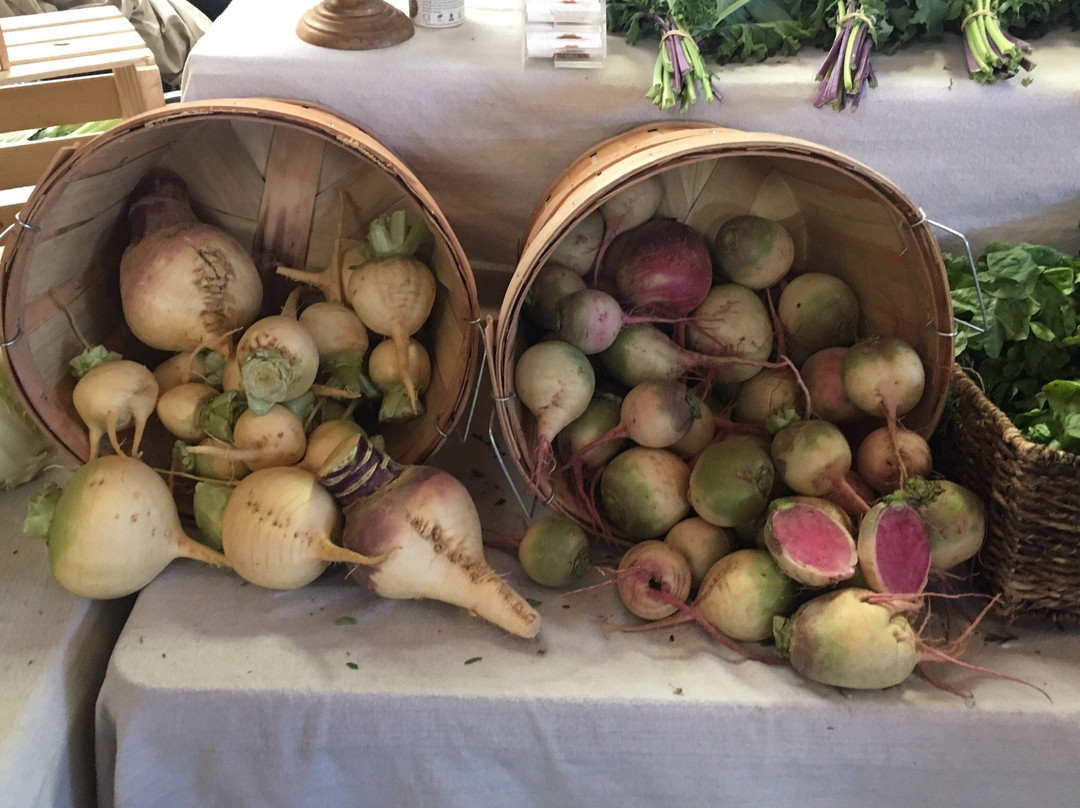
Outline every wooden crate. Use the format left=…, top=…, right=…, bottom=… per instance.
left=0, top=6, right=165, bottom=230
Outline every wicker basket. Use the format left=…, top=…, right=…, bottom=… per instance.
left=935, top=366, right=1080, bottom=622
left=493, top=123, right=954, bottom=538
left=0, top=98, right=480, bottom=472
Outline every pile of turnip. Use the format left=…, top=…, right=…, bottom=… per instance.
left=510, top=178, right=996, bottom=690
left=23, top=168, right=542, bottom=640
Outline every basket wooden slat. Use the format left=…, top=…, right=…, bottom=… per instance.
left=937, top=366, right=1080, bottom=621
left=1, top=98, right=480, bottom=472
left=494, top=123, right=953, bottom=538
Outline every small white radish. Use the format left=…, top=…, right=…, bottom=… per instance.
left=23, top=455, right=229, bottom=598
left=777, top=272, right=859, bottom=362
left=319, top=435, right=541, bottom=639
left=770, top=418, right=870, bottom=516
left=600, top=447, right=690, bottom=540
left=856, top=425, right=933, bottom=494
left=712, top=215, right=795, bottom=290
left=597, top=176, right=664, bottom=267
left=186, top=405, right=307, bottom=471
left=549, top=210, right=604, bottom=274
left=842, top=336, right=926, bottom=428
left=523, top=263, right=588, bottom=331
left=687, top=284, right=775, bottom=384
left=514, top=340, right=595, bottom=479
left=220, top=465, right=385, bottom=590
left=734, top=366, right=802, bottom=424
left=155, top=382, right=219, bottom=442
left=616, top=540, right=692, bottom=621
left=368, top=338, right=431, bottom=423
left=664, top=517, right=734, bottom=590
left=72, top=357, right=159, bottom=462
left=688, top=437, right=775, bottom=528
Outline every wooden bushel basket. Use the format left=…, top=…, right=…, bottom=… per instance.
left=0, top=98, right=480, bottom=471
left=935, top=366, right=1080, bottom=622
left=493, top=123, right=954, bottom=537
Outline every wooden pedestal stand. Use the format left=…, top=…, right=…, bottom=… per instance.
left=297, top=0, right=414, bottom=50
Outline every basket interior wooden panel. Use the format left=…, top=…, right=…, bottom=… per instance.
left=3, top=104, right=479, bottom=470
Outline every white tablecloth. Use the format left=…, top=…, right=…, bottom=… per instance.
left=0, top=470, right=133, bottom=808
left=181, top=0, right=1080, bottom=272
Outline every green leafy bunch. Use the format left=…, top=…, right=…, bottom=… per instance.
left=946, top=242, right=1080, bottom=450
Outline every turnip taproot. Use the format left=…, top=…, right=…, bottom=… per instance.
left=712, top=215, right=794, bottom=290
left=221, top=466, right=386, bottom=590
left=773, top=588, right=920, bottom=689
left=23, top=455, right=229, bottom=598
left=762, top=498, right=858, bottom=587
left=777, top=272, right=859, bottom=362
left=688, top=437, right=775, bottom=528
left=857, top=500, right=931, bottom=594
left=319, top=435, right=541, bottom=638
left=600, top=447, right=690, bottom=540
left=514, top=340, right=595, bottom=479
left=687, top=284, right=774, bottom=384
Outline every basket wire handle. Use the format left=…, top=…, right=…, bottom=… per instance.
left=478, top=314, right=554, bottom=520
left=434, top=316, right=489, bottom=442
left=914, top=210, right=988, bottom=336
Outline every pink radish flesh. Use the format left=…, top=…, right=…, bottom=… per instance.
left=859, top=504, right=931, bottom=594
left=766, top=503, right=857, bottom=587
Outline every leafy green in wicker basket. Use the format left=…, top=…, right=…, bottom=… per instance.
left=946, top=241, right=1080, bottom=451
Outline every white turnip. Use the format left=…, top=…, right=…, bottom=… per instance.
left=23, top=455, right=229, bottom=598
left=733, top=366, right=801, bottom=424
left=297, top=418, right=368, bottom=474
left=298, top=300, right=378, bottom=398
left=594, top=175, right=664, bottom=274
left=119, top=169, right=263, bottom=355
left=319, top=435, right=541, bottom=639
left=72, top=356, right=159, bottom=462
left=220, top=465, right=386, bottom=590
left=153, top=348, right=225, bottom=393
left=155, top=382, right=218, bottom=443
left=186, top=405, right=307, bottom=471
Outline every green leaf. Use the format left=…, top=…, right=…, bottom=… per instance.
left=334, top=616, right=358, bottom=626
left=24, top=482, right=62, bottom=540
left=69, top=345, right=122, bottom=379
